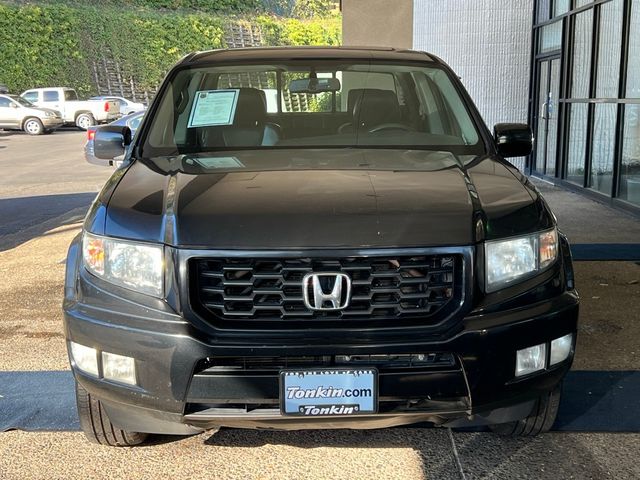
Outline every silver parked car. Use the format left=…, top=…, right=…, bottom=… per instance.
left=0, top=94, right=64, bottom=135
left=85, top=110, right=144, bottom=166
left=89, top=95, right=146, bottom=116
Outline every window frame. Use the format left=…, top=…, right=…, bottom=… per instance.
left=530, top=0, right=640, bottom=212
left=43, top=90, right=60, bottom=102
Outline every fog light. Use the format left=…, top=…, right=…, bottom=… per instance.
left=102, top=351, right=137, bottom=385
left=550, top=334, right=573, bottom=366
left=70, top=342, right=99, bottom=377
left=516, top=343, right=546, bottom=377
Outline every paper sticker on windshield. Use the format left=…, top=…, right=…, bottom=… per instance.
left=187, top=156, right=245, bottom=169
left=188, top=89, right=239, bottom=128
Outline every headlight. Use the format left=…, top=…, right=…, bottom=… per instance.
left=485, top=228, right=558, bottom=292
left=82, top=233, right=164, bottom=297
left=45, top=111, right=54, bottom=117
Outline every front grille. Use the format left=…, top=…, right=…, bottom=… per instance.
left=190, top=254, right=464, bottom=329
left=198, top=353, right=458, bottom=372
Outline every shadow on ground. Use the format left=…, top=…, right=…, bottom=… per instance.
left=0, top=127, right=83, bottom=137
left=570, top=243, right=640, bottom=261
left=2, top=370, right=639, bottom=479
left=1, top=370, right=639, bottom=433
left=0, top=192, right=96, bottom=251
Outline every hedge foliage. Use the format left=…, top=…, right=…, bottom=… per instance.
left=261, top=0, right=338, bottom=17
left=10, top=0, right=262, bottom=13
left=0, top=3, right=341, bottom=96
left=0, top=5, right=93, bottom=95
left=82, top=9, right=226, bottom=91
left=256, top=14, right=341, bottom=46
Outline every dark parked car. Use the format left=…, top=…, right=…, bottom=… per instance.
left=84, top=111, right=145, bottom=166
left=63, top=47, right=579, bottom=446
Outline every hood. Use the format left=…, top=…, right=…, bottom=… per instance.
left=25, top=106, right=60, bottom=117
left=92, top=149, right=554, bottom=249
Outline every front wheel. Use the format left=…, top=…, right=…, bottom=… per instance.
left=490, top=384, right=562, bottom=436
left=75, top=381, right=149, bottom=446
left=75, top=113, right=95, bottom=130
left=23, top=118, right=44, bottom=135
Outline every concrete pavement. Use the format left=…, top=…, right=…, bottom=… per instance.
left=0, top=129, right=111, bottom=251
left=0, top=129, right=111, bottom=199
left=532, top=178, right=640, bottom=244
left=531, top=179, right=640, bottom=261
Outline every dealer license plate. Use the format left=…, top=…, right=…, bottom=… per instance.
left=280, top=369, right=377, bottom=416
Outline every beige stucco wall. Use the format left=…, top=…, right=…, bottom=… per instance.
left=341, top=0, right=413, bottom=49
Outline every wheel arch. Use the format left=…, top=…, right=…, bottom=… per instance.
left=74, top=110, right=93, bottom=121
left=21, top=116, right=43, bottom=129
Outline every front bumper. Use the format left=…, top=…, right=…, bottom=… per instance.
left=101, top=113, right=120, bottom=123
left=64, top=283, right=578, bottom=434
left=41, top=117, right=64, bottom=129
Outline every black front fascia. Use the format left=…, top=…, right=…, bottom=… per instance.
left=171, top=246, right=475, bottom=343
left=165, top=247, right=475, bottom=345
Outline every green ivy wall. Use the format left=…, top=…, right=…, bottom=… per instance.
left=0, top=2, right=341, bottom=96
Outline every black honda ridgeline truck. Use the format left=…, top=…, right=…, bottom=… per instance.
left=63, top=47, right=578, bottom=446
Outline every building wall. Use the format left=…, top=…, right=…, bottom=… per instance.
left=412, top=0, right=533, bottom=130
left=342, top=0, right=413, bottom=48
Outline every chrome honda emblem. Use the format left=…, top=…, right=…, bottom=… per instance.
left=302, top=273, right=351, bottom=311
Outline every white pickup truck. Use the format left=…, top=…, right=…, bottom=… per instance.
left=20, top=87, right=120, bottom=130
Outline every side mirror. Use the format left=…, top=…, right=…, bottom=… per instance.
left=494, top=123, right=533, bottom=158
left=9, top=103, right=18, bottom=109
left=94, top=125, right=132, bottom=160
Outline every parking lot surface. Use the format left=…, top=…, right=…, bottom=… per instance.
left=0, top=129, right=111, bottom=251
left=1, top=131, right=639, bottom=479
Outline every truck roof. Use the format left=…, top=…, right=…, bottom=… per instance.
left=184, top=46, right=437, bottom=66
left=22, top=87, right=76, bottom=91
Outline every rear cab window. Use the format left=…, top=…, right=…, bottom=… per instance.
left=64, top=90, right=78, bottom=101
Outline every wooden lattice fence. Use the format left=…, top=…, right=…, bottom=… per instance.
left=90, top=22, right=315, bottom=112
left=90, top=56, right=152, bottom=103
left=90, top=22, right=264, bottom=101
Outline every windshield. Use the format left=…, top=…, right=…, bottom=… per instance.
left=10, top=95, right=34, bottom=107
left=142, top=60, right=484, bottom=157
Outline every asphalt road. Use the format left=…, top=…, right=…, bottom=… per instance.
left=0, top=129, right=111, bottom=250
left=0, top=130, right=640, bottom=479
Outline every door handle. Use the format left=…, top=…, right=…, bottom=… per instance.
left=541, top=102, right=548, bottom=120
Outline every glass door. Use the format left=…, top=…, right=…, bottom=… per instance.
left=534, top=57, right=561, bottom=176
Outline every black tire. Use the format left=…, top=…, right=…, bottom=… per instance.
left=23, top=117, right=44, bottom=135
left=75, top=381, right=149, bottom=446
left=75, top=113, right=95, bottom=130
left=490, top=384, right=562, bottom=437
